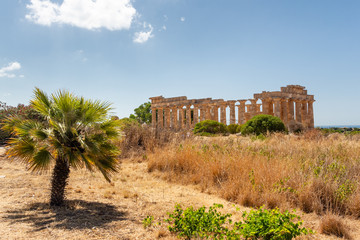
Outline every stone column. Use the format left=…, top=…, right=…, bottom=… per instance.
left=205, top=104, right=212, bottom=120
left=281, top=99, right=288, bottom=125
left=213, top=104, right=219, bottom=122
left=200, top=106, right=205, bottom=121
left=261, top=99, right=268, bottom=114
left=151, top=107, right=157, bottom=128
left=164, top=107, right=170, bottom=129
left=308, top=100, right=315, bottom=128
left=249, top=99, right=257, bottom=119
left=220, top=102, right=227, bottom=125
left=268, top=100, right=274, bottom=116
left=301, top=100, right=308, bottom=128
left=158, top=108, right=164, bottom=128
left=237, top=100, right=247, bottom=124
left=228, top=101, right=236, bottom=124
left=180, top=106, right=185, bottom=129
left=273, top=98, right=281, bottom=118
left=186, top=105, right=192, bottom=128
left=287, top=99, right=294, bottom=123
left=193, top=105, right=199, bottom=126
left=295, top=100, right=302, bottom=123
left=171, top=107, right=177, bottom=129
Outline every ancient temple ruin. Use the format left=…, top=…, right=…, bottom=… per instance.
left=150, top=85, right=315, bottom=131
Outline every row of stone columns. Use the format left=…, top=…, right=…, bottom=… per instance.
left=152, top=99, right=314, bottom=129
left=261, top=98, right=315, bottom=128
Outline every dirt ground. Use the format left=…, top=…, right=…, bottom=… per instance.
left=0, top=147, right=359, bottom=240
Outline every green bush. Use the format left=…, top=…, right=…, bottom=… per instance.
left=165, top=204, right=313, bottom=239
left=236, top=207, right=312, bottom=240
left=193, top=120, right=227, bottom=135
left=165, top=203, right=233, bottom=239
left=241, top=114, right=286, bottom=136
left=227, top=124, right=241, bottom=134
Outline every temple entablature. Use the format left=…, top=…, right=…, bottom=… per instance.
left=150, top=85, right=315, bottom=132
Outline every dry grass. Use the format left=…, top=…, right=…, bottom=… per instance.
left=148, top=130, right=360, bottom=217
left=116, top=123, right=188, bottom=158
left=3, top=130, right=360, bottom=239
left=319, top=213, right=352, bottom=239
left=0, top=150, right=245, bottom=239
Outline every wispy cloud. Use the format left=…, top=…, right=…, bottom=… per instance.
left=26, top=0, right=137, bottom=31
left=0, top=62, right=21, bottom=78
left=180, top=17, right=185, bottom=22
left=133, top=23, right=154, bottom=43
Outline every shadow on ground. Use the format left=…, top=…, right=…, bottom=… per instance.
left=4, top=200, right=128, bottom=231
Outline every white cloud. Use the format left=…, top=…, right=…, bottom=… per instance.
left=180, top=17, right=185, bottom=22
left=159, top=25, right=166, bottom=32
left=133, top=23, right=154, bottom=43
left=26, top=0, right=137, bottom=31
left=0, top=62, right=21, bottom=78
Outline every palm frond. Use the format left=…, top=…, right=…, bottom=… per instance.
left=7, top=137, right=36, bottom=161
left=30, top=147, right=52, bottom=172
left=31, top=87, right=51, bottom=117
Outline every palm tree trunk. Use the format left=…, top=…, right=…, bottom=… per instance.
left=50, top=156, right=70, bottom=206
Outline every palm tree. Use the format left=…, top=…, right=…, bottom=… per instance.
left=3, top=88, right=120, bottom=206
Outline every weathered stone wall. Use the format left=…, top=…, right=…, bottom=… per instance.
left=150, top=85, right=315, bottom=131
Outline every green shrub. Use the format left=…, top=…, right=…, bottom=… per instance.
left=165, top=203, right=233, bottom=239
left=241, top=114, right=286, bottom=136
left=193, top=120, right=227, bottom=135
left=236, top=207, right=313, bottom=240
left=165, top=204, right=313, bottom=239
left=227, top=124, right=241, bottom=134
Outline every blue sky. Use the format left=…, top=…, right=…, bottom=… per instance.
left=1, top=0, right=359, bottom=126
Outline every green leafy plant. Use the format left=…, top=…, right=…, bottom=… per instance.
left=143, top=215, right=155, bottom=229
left=241, top=114, right=286, bottom=136
left=164, top=204, right=313, bottom=239
left=227, top=124, right=241, bottom=134
left=236, top=207, right=312, bottom=240
left=165, top=203, right=233, bottom=239
left=193, top=120, right=227, bottom=135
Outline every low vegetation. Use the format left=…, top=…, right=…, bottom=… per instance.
left=146, top=203, right=312, bottom=239
left=226, top=124, right=241, bottom=134
left=148, top=130, right=360, bottom=217
left=193, top=120, right=227, bottom=136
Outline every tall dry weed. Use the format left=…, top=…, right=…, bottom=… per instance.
left=147, top=133, right=360, bottom=216
left=116, top=124, right=188, bottom=158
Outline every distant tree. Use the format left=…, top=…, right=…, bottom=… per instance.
left=0, top=102, right=43, bottom=145
left=3, top=88, right=120, bottom=206
left=129, top=101, right=152, bottom=124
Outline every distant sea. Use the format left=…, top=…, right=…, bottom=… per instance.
left=316, top=125, right=360, bottom=128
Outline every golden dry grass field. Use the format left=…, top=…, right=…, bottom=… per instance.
left=1, top=132, right=360, bottom=239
